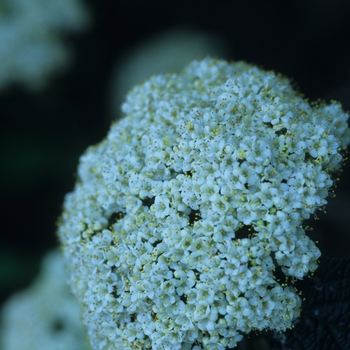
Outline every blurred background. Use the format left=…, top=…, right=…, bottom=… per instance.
left=1, top=0, right=350, bottom=347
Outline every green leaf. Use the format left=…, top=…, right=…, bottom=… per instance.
left=267, top=257, right=350, bottom=350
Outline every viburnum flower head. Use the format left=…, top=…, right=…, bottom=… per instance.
left=58, top=58, right=350, bottom=349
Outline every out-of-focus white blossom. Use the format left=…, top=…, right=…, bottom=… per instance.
left=1, top=250, right=91, bottom=350
left=0, top=0, right=90, bottom=91
left=58, top=58, right=350, bottom=349
left=108, top=26, right=228, bottom=119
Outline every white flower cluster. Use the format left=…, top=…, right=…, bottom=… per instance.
left=0, top=0, right=90, bottom=91
left=1, top=250, right=91, bottom=350
left=58, top=58, right=350, bottom=349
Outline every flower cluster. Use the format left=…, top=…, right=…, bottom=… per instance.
left=1, top=250, right=91, bottom=350
left=0, top=0, right=90, bottom=91
left=58, top=58, right=350, bottom=349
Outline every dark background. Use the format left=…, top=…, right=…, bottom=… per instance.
left=1, top=0, right=350, bottom=328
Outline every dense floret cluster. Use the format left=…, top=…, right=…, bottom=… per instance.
left=0, top=0, right=90, bottom=91
left=1, top=250, right=91, bottom=350
left=58, top=58, right=350, bottom=349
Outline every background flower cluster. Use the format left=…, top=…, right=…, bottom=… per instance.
left=0, top=0, right=90, bottom=91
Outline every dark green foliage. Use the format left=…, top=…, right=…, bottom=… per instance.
left=267, top=258, right=350, bottom=350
